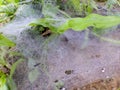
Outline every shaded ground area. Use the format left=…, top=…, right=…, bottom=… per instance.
left=13, top=27, right=120, bottom=90
left=76, top=75, right=120, bottom=90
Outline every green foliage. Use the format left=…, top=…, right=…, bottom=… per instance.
left=0, top=0, right=18, bottom=23
left=68, top=14, right=120, bottom=30
left=0, top=0, right=19, bottom=4
left=106, top=0, right=120, bottom=9
left=30, top=2, right=120, bottom=45
left=0, top=4, right=18, bottom=23
left=0, top=47, right=23, bottom=90
left=0, top=4, right=17, bottom=16
left=67, top=0, right=82, bottom=15
left=93, top=32, right=120, bottom=44
left=28, top=59, right=40, bottom=83
left=0, top=71, right=16, bottom=90
left=9, top=59, right=23, bottom=78
left=30, top=14, right=120, bottom=33
left=6, top=78, right=17, bottom=90
left=28, top=69, right=39, bottom=83
left=0, top=71, right=7, bottom=87
left=0, top=84, right=8, bottom=90
left=1, top=0, right=120, bottom=89
left=0, top=34, right=15, bottom=47
left=57, top=0, right=98, bottom=16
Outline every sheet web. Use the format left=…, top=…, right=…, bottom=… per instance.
left=0, top=0, right=120, bottom=90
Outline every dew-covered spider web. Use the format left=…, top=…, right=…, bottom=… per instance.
left=0, top=0, right=120, bottom=90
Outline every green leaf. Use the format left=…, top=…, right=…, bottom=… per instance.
left=60, top=14, right=120, bottom=32
left=106, top=0, right=119, bottom=8
left=0, top=4, right=17, bottom=15
left=68, top=0, right=82, bottom=15
left=6, top=0, right=19, bottom=3
left=93, top=32, right=120, bottom=44
left=6, top=78, right=17, bottom=90
left=0, top=71, right=7, bottom=86
left=0, top=0, right=4, bottom=5
left=31, top=14, right=120, bottom=34
left=0, top=84, right=8, bottom=90
left=0, top=71, right=8, bottom=90
left=0, top=34, right=15, bottom=47
left=28, top=69, right=39, bottom=83
left=9, top=59, right=23, bottom=78
left=90, top=0, right=98, bottom=10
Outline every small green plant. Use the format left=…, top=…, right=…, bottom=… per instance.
left=0, top=34, right=15, bottom=47
left=0, top=33, right=23, bottom=90
left=57, top=0, right=98, bottom=16
left=0, top=3, right=18, bottom=23
left=30, top=12, right=120, bottom=34
left=106, top=0, right=120, bottom=9
left=0, top=46, right=24, bottom=90
left=30, top=1, right=120, bottom=44
left=0, top=0, right=19, bottom=23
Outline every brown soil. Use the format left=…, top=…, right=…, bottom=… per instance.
left=72, top=76, right=120, bottom=90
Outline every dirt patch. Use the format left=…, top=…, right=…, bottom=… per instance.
left=12, top=28, right=120, bottom=90
left=72, top=75, right=120, bottom=90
